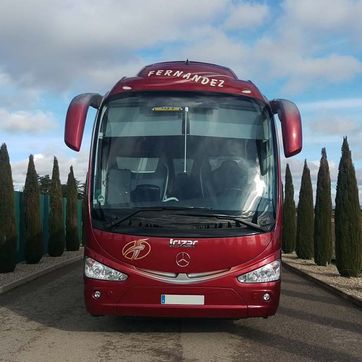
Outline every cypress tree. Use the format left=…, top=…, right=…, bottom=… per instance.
left=23, top=155, right=43, bottom=264
left=282, top=164, right=296, bottom=253
left=48, top=157, right=65, bottom=256
left=0, top=144, right=17, bottom=272
left=66, top=166, right=80, bottom=251
left=38, top=174, right=51, bottom=195
left=335, top=137, right=362, bottom=277
left=314, top=148, right=332, bottom=265
left=296, top=160, right=314, bottom=259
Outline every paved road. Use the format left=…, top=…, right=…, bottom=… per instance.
left=0, top=262, right=361, bottom=362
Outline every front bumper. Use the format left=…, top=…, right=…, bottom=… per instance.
left=84, top=275, right=280, bottom=319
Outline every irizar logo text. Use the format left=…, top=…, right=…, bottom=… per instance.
left=169, top=239, right=198, bottom=248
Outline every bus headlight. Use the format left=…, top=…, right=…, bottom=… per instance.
left=85, top=257, right=128, bottom=281
left=237, top=260, right=280, bottom=283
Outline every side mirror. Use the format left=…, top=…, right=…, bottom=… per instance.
left=64, top=93, right=102, bottom=151
left=270, top=99, right=302, bottom=158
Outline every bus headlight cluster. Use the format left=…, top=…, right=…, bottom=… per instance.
left=237, top=260, right=280, bottom=283
left=85, top=257, right=128, bottom=281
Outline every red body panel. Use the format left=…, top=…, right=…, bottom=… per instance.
left=83, top=192, right=283, bottom=318
left=72, top=60, right=296, bottom=319
left=84, top=248, right=281, bottom=319
left=90, top=229, right=277, bottom=272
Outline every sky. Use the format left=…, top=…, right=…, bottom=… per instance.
left=0, top=0, right=361, bottom=204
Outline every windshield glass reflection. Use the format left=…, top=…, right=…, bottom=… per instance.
left=92, top=92, right=277, bottom=232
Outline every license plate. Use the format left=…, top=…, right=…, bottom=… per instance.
left=161, top=294, right=205, bottom=305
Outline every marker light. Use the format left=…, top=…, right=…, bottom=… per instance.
left=237, top=260, right=280, bottom=283
left=85, top=257, right=128, bottom=281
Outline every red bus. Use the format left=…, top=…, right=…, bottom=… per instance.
left=65, top=61, right=302, bottom=318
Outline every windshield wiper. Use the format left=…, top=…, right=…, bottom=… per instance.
left=105, top=207, right=213, bottom=230
left=215, top=215, right=267, bottom=232
left=104, top=207, right=268, bottom=232
left=177, top=212, right=268, bottom=232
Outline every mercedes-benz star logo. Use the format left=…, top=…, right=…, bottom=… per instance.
left=176, top=252, right=191, bottom=267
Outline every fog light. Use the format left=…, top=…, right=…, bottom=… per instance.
left=263, top=293, right=271, bottom=301
left=93, top=290, right=102, bottom=299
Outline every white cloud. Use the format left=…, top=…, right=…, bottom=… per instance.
left=0, top=70, right=11, bottom=85
left=285, top=54, right=362, bottom=92
left=300, top=97, right=362, bottom=111
left=0, top=108, right=57, bottom=134
left=0, top=0, right=224, bottom=92
left=283, top=0, right=362, bottom=35
left=248, top=0, right=362, bottom=93
left=223, top=3, right=269, bottom=30
left=80, top=61, right=147, bottom=93
left=309, top=117, right=362, bottom=137
left=253, top=36, right=362, bottom=93
left=165, top=30, right=251, bottom=78
left=0, top=0, right=361, bottom=96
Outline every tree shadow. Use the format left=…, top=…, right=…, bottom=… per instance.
left=278, top=305, right=362, bottom=334
left=281, top=288, right=344, bottom=307
left=228, top=323, right=361, bottom=362
left=1, top=260, right=361, bottom=362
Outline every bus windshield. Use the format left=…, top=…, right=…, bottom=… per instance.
left=92, top=92, right=277, bottom=232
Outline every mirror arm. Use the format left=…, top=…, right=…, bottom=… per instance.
left=270, top=100, right=279, bottom=115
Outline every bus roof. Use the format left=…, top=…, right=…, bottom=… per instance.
left=138, top=60, right=238, bottom=79
left=109, top=60, right=266, bottom=102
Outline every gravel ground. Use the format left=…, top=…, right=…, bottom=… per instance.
left=0, top=248, right=83, bottom=293
left=282, top=252, right=362, bottom=305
